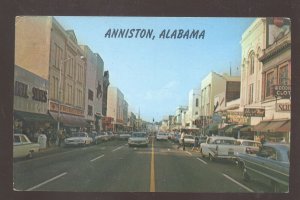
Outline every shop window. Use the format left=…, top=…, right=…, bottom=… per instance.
left=278, top=65, right=289, bottom=85
left=266, top=71, right=275, bottom=97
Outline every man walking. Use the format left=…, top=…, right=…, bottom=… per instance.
left=177, top=131, right=185, bottom=150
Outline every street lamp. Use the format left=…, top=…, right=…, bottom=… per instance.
left=57, top=56, right=86, bottom=132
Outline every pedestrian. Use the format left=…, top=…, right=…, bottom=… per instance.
left=260, top=135, right=266, bottom=145
left=177, top=131, right=185, bottom=150
left=192, top=136, right=199, bottom=151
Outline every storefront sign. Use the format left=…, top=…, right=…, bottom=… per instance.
left=276, top=103, right=291, bottom=112
left=244, top=108, right=265, bottom=117
left=32, top=87, right=47, bottom=102
left=14, top=81, right=29, bottom=98
left=49, top=101, right=84, bottom=116
left=227, top=111, right=249, bottom=125
left=273, top=85, right=291, bottom=99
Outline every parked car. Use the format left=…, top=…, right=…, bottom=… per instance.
left=200, top=136, right=237, bottom=161
left=198, top=136, right=208, bottom=145
left=236, top=143, right=290, bottom=192
left=64, top=132, right=93, bottom=146
left=156, top=132, right=168, bottom=141
left=235, top=139, right=261, bottom=154
left=179, top=135, right=195, bottom=146
left=13, top=134, right=40, bottom=159
left=128, top=132, right=149, bottom=147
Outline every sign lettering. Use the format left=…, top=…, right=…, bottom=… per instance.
left=244, top=108, right=265, bottom=117
left=273, top=85, right=291, bottom=99
left=32, top=87, right=47, bottom=102
left=276, top=103, right=291, bottom=112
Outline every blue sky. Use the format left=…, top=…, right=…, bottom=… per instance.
left=55, top=17, right=255, bottom=122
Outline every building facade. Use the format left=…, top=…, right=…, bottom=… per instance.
left=80, top=45, right=104, bottom=131
left=107, top=86, right=125, bottom=131
left=13, top=65, right=54, bottom=140
left=15, top=16, right=87, bottom=133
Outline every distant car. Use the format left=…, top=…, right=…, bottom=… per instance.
left=236, top=143, right=290, bottom=192
left=14, top=134, right=40, bottom=159
left=156, top=132, right=168, bottom=141
left=235, top=139, right=261, bottom=154
left=64, top=132, right=93, bottom=146
left=128, top=132, right=149, bottom=147
left=179, top=135, right=195, bottom=146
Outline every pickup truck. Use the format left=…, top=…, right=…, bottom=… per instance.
left=200, top=136, right=238, bottom=161
left=236, top=143, right=289, bottom=192
left=13, top=134, right=40, bottom=159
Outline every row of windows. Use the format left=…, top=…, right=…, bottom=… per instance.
left=53, top=43, right=85, bottom=83
left=50, top=75, right=84, bottom=107
left=247, top=63, right=290, bottom=104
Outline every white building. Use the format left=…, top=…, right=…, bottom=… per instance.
left=187, top=89, right=201, bottom=128
left=200, top=72, right=240, bottom=117
left=240, top=18, right=266, bottom=125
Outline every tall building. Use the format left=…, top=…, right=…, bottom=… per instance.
left=102, top=71, right=110, bottom=116
left=80, top=45, right=104, bottom=131
left=240, top=17, right=291, bottom=142
left=15, top=16, right=87, bottom=132
left=187, top=89, right=201, bottom=128
left=200, top=72, right=240, bottom=134
left=240, top=18, right=266, bottom=125
left=107, top=86, right=124, bottom=131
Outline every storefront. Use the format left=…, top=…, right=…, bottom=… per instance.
left=253, top=119, right=290, bottom=143
left=13, top=65, right=52, bottom=141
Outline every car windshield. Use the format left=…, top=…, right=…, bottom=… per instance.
left=132, top=133, right=146, bottom=137
left=72, top=132, right=86, bottom=137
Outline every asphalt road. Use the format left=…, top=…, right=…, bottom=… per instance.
left=13, top=139, right=274, bottom=192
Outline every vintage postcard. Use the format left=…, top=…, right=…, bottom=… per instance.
left=12, top=16, right=291, bottom=194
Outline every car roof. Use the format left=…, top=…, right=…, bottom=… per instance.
left=237, top=139, right=261, bottom=143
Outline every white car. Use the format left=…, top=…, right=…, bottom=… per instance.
left=128, top=132, right=149, bottom=147
left=200, top=136, right=237, bottom=161
left=235, top=139, right=261, bottom=154
left=14, top=134, right=40, bottom=158
left=179, top=135, right=195, bottom=146
left=64, top=132, right=93, bottom=146
left=156, top=132, right=168, bottom=141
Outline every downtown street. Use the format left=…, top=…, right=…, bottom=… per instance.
left=14, top=138, right=273, bottom=193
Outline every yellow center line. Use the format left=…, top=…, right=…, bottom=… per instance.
left=150, top=138, right=155, bottom=192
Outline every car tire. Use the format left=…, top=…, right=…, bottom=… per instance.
left=26, top=151, right=33, bottom=159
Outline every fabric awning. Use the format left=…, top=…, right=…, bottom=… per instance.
left=276, top=120, right=290, bottom=132
left=253, top=119, right=290, bottom=132
left=14, top=110, right=55, bottom=122
left=261, top=120, right=288, bottom=132
left=225, top=124, right=243, bottom=133
left=253, top=121, right=270, bottom=131
left=239, top=125, right=253, bottom=132
left=49, top=112, right=88, bottom=127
